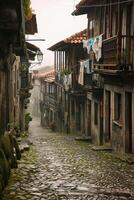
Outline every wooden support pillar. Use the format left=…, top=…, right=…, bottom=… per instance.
left=117, top=0, right=121, bottom=67
left=59, top=51, right=62, bottom=71
left=63, top=51, right=65, bottom=70
left=54, top=51, right=56, bottom=71
left=56, top=51, right=58, bottom=71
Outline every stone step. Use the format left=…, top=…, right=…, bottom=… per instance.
left=75, top=136, right=92, bottom=142
left=92, top=146, right=113, bottom=152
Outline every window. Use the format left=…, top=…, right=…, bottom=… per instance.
left=114, top=93, right=122, bottom=122
left=94, top=102, right=98, bottom=125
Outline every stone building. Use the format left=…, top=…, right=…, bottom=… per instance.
left=47, top=0, right=134, bottom=155
left=73, top=0, right=134, bottom=153
left=0, top=0, right=39, bottom=132
left=31, top=67, right=55, bottom=127
left=48, top=30, right=88, bottom=133
left=30, top=70, right=41, bottom=118
left=39, top=68, right=56, bottom=128
left=0, top=0, right=40, bottom=192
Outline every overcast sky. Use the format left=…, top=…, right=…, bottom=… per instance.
left=30, top=0, right=87, bottom=67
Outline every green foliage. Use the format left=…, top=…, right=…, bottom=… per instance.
left=60, top=69, right=71, bottom=76
left=21, top=63, right=30, bottom=70
left=0, top=148, right=10, bottom=186
left=7, top=123, right=14, bottom=131
left=23, top=0, right=32, bottom=21
left=25, top=113, right=32, bottom=131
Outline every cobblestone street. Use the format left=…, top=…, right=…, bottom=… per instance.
left=2, top=118, right=134, bottom=200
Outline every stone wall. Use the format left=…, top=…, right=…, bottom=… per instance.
left=0, top=130, right=21, bottom=197
left=104, top=84, right=134, bottom=154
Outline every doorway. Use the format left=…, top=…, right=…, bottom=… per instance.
left=87, top=100, right=91, bottom=136
left=105, top=90, right=111, bottom=142
left=125, top=92, right=132, bottom=153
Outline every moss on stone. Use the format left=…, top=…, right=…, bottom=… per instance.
left=0, top=134, right=13, bottom=165
left=12, top=136, right=21, bottom=160
left=0, top=132, right=21, bottom=168
left=0, top=148, right=10, bottom=186
left=0, top=178, right=2, bottom=200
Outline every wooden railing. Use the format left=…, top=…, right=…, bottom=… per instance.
left=44, top=94, right=56, bottom=108
left=103, top=35, right=117, bottom=65
left=102, top=35, right=134, bottom=70
left=120, top=35, right=134, bottom=69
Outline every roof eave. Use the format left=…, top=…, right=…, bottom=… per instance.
left=72, top=0, right=94, bottom=16
left=71, top=8, right=88, bottom=16
left=47, top=40, right=65, bottom=51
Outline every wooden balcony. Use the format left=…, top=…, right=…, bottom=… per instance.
left=103, top=35, right=117, bottom=66
left=44, top=94, right=57, bottom=109
left=82, top=73, right=103, bottom=94
left=94, top=35, right=134, bottom=73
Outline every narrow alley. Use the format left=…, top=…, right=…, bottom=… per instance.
left=2, top=118, right=134, bottom=200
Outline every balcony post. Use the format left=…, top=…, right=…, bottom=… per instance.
left=117, top=35, right=121, bottom=68
left=117, top=0, right=121, bottom=68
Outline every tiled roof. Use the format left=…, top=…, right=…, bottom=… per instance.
left=48, top=29, right=87, bottom=51
left=64, top=29, right=87, bottom=43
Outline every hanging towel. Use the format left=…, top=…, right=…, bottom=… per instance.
left=78, top=62, right=84, bottom=85
left=92, top=34, right=103, bottom=61
left=64, top=74, right=72, bottom=91
left=68, top=73, right=72, bottom=86
left=63, top=75, right=68, bottom=91
left=87, top=38, right=94, bottom=53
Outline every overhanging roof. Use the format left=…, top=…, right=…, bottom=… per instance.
left=26, top=42, right=40, bottom=60
left=72, top=0, right=94, bottom=16
left=26, top=42, right=40, bottom=52
left=48, top=40, right=65, bottom=51
left=48, top=29, right=87, bottom=51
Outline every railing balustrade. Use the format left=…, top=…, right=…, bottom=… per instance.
left=102, top=35, right=134, bottom=70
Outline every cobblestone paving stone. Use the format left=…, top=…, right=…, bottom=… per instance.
left=2, top=118, right=134, bottom=200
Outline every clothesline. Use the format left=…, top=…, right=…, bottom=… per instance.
left=83, top=34, right=103, bottom=61
left=78, top=0, right=133, bottom=8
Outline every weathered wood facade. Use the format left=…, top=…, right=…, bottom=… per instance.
left=0, top=0, right=39, bottom=132
left=73, top=0, right=134, bottom=153
left=46, top=0, right=134, bottom=154
left=39, top=69, right=56, bottom=128
left=0, top=0, right=39, bottom=192
left=48, top=30, right=89, bottom=133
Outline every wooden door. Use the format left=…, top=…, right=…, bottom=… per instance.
left=125, top=92, right=132, bottom=153
left=87, top=100, right=91, bottom=136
